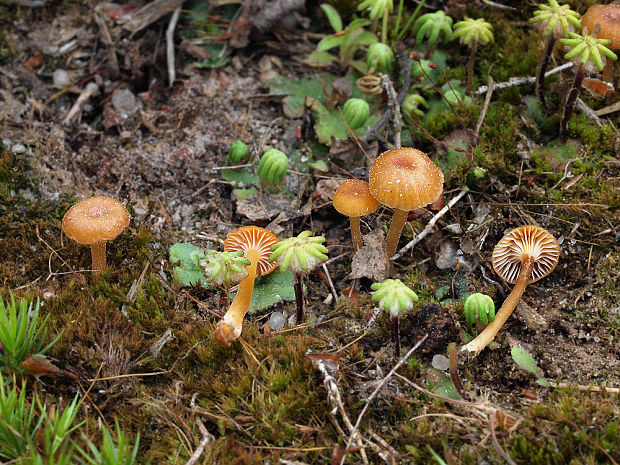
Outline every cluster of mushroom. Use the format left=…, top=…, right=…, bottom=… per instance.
left=333, top=147, right=444, bottom=271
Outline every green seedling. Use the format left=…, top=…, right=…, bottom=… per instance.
left=257, top=148, right=288, bottom=186
left=197, top=250, right=250, bottom=287
left=0, top=377, right=38, bottom=460
left=371, top=279, right=419, bottom=357
left=270, top=231, right=329, bottom=324
left=342, top=98, right=370, bottom=129
left=227, top=140, right=250, bottom=165
left=366, top=42, right=394, bottom=74
left=451, top=17, right=494, bottom=94
left=357, top=0, right=393, bottom=42
left=464, top=293, right=496, bottom=327
left=511, top=347, right=549, bottom=387
left=79, top=421, right=141, bottom=465
left=558, top=30, right=617, bottom=139
left=0, top=293, right=62, bottom=375
left=529, top=0, right=581, bottom=107
left=411, top=10, right=453, bottom=59
left=307, top=4, right=377, bottom=72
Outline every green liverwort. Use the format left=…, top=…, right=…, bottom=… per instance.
left=270, top=231, right=329, bottom=323
left=371, top=279, right=418, bottom=356
left=558, top=30, right=617, bottom=138
left=411, top=10, right=453, bottom=58
left=451, top=18, right=494, bottom=93
left=358, top=0, right=393, bottom=42
left=530, top=0, right=581, bottom=106
left=257, top=148, right=288, bottom=186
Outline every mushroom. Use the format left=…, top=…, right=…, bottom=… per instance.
left=333, top=179, right=379, bottom=251
left=214, top=226, right=278, bottom=346
left=462, top=225, right=560, bottom=355
left=581, top=4, right=620, bottom=83
left=369, top=148, right=444, bottom=272
left=62, top=196, right=130, bottom=272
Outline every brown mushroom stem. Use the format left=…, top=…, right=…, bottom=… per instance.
left=602, top=60, right=613, bottom=85
left=386, top=208, right=409, bottom=268
left=90, top=241, right=107, bottom=271
left=391, top=314, right=400, bottom=358
left=462, top=257, right=535, bottom=355
left=349, top=216, right=363, bottom=251
left=536, top=36, right=558, bottom=108
left=215, top=248, right=259, bottom=346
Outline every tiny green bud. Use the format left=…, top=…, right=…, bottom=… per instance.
left=463, top=293, right=495, bottom=326
left=342, top=98, right=370, bottom=130
left=367, top=42, right=394, bottom=74
left=197, top=250, right=250, bottom=286
left=270, top=231, right=328, bottom=274
left=257, top=148, right=288, bottom=185
left=371, top=279, right=419, bottom=317
left=227, top=140, right=249, bottom=164
left=401, top=93, right=427, bottom=121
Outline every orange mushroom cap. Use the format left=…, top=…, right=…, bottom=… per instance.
left=581, top=5, right=620, bottom=50
left=369, top=148, right=444, bottom=211
left=333, top=179, right=379, bottom=218
left=224, top=226, right=278, bottom=277
left=62, top=196, right=130, bottom=245
left=492, top=225, right=560, bottom=284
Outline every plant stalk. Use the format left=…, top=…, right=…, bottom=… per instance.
left=294, top=272, right=304, bottom=324
left=462, top=257, right=535, bottom=355
left=536, top=36, right=557, bottom=107
left=465, top=41, right=478, bottom=95
left=381, top=6, right=388, bottom=44
left=560, top=64, right=585, bottom=140
left=391, top=314, right=400, bottom=357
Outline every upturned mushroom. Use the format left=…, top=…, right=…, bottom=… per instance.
left=462, top=225, right=560, bottom=355
left=214, top=226, right=278, bottom=346
left=333, top=179, right=379, bottom=251
left=369, top=148, right=444, bottom=272
left=62, top=196, right=130, bottom=272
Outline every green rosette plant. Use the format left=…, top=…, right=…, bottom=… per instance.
left=371, top=279, right=419, bottom=356
left=197, top=250, right=250, bottom=287
left=269, top=231, right=329, bottom=324
left=411, top=10, right=453, bottom=58
left=451, top=17, right=494, bottom=93
left=464, top=293, right=496, bottom=327
left=227, top=140, right=249, bottom=165
left=342, top=98, right=370, bottom=130
left=358, top=0, right=394, bottom=42
left=257, top=148, right=288, bottom=186
left=558, top=30, right=617, bottom=138
left=401, top=93, right=427, bottom=122
left=366, top=42, right=394, bottom=74
left=529, top=0, right=581, bottom=106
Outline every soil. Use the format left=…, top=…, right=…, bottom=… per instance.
left=0, top=1, right=619, bottom=464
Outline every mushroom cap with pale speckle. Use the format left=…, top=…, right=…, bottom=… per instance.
left=333, top=179, right=379, bottom=218
left=582, top=5, right=620, bottom=50
left=369, top=148, right=444, bottom=211
left=492, top=225, right=560, bottom=284
left=62, top=196, right=130, bottom=245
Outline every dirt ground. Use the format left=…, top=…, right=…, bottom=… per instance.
left=0, top=0, right=619, bottom=464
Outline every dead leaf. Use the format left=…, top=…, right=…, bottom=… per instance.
left=347, top=229, right=388, bottom=281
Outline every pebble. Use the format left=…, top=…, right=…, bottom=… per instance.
left=53, top=69, right=69, bottom=87
left=269, top=312, right=286, bottom=331
left=11, top=144, right=26, bottom=154
left=432, top=354, right=450, bottom=371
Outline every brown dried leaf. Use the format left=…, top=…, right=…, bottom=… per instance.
left=347, top=229, right=388, bottom=281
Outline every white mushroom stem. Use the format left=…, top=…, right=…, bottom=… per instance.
left=91, top=241, right=107, bottom=271
left=462, top=256, right=535, bottom=355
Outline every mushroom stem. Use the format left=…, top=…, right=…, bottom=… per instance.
left=391, top=314, right=400, bottom=357
left=215, top=248, right=259, bottom=346
left=349, top=216, right=363, bottom=251
left=602, top=60, right=613, bottom=85
left=90, top=241, right=107, bottom=271
left=462, top=256, right=535, bottom=355
left=294, top=272, right=304, bottom=323
left=386, top=208, right=409, bottom=270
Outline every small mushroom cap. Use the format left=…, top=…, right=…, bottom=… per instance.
left=62, top=196, right=130, bottom=245
left=333, top=179, right=379, bottom=217
left=582, top=5, right=620, bottom=50
left=224, top=226, right=278, bottom=277
left=369, top=148, right=444, bottom=211
left=492, top=225, right=560, bottom=284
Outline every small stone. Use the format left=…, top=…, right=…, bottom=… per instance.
left=432, top=354, right=450, bottom=371
left=111, top=88, right=137, bottom=116
left=11, top=144, right=26, bottom=154
left=269, top=312, right=286, bottom=331
left=53, top=69, right=69, bottom=87
left=435, top=240, right=458, bottom=270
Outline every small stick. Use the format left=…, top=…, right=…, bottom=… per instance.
left=185, top=418, right=214, bottom=465
left=476, top=62, right=573, bottom=94
left=166, top=7, right=182, bottom=87
left=474, top=75, right=493, bottom=141
left=62, top=82, right=99, bottom=125
left=322, top=263, right=339, bottom=303
left=392, top=188, right=469, bottom=260
left=380, top=74, right=403, bottom=148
